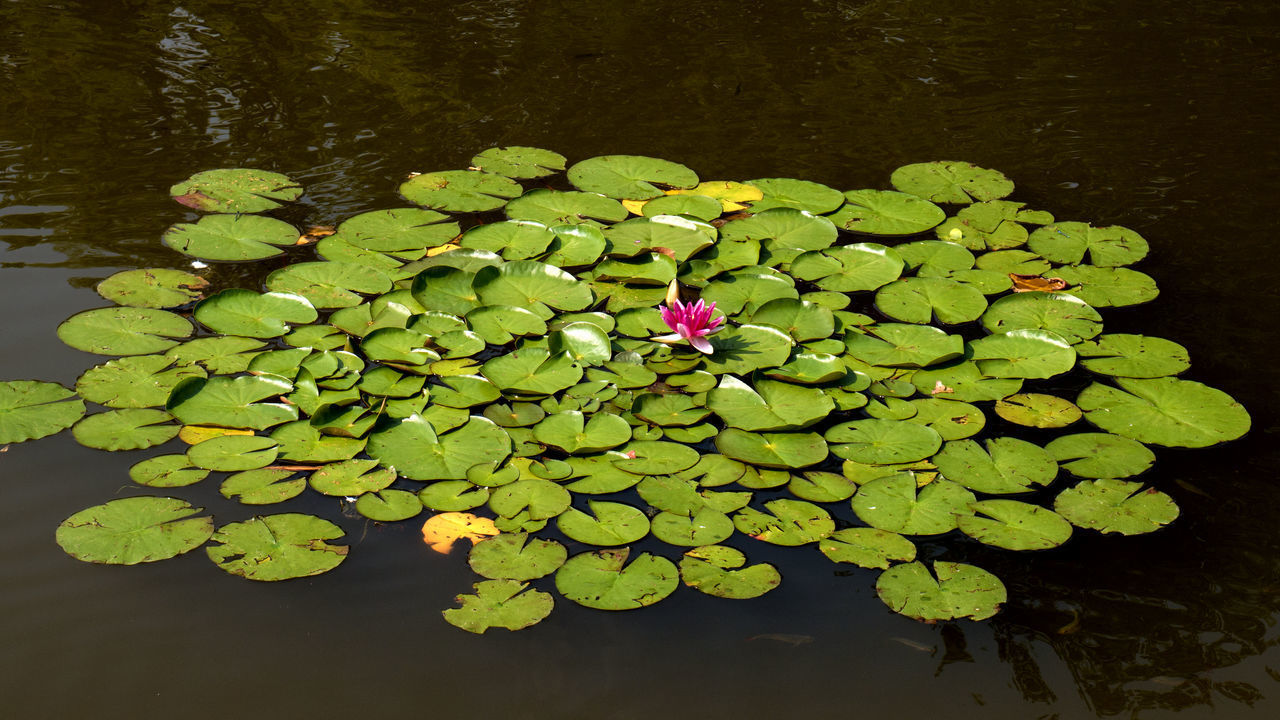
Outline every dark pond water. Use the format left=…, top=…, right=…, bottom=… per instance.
left=3, top=1, right=1279, bottom=717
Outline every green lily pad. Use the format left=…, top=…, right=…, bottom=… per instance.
left=910, top=360, right=1022, bottom=402
left=831, top=190, right=946, bottom=236
left=367, top=414, right=511, bottom=481
left=934, top=200, right=1038, bottom=250
left=568, top=155, right=698, bottom=200
left=875, top=277, right=988, bottom=325
left=715, top=429, right=829, bottom=469
left=700, top=271, right=797, bottom=316
left=220, top=468, right=306, bottom=505
left=97, top=268, right=210, bottom=308
left=269, top=420, right=366, bottom=462
left=679, top=546, right=781, bottom=599
left=0, top=380, right=86, bottom=443
left=170, top=168, right=302, bottom=213
left=650, top=507, right=736, bottom=546
left=968, top=329, right=1076, bottom=379
left=719, top=208, right=837, bottom=262
left=76, top=355, right=206, bottom=409
left=975, top=249, right=1051, bottom=275
left=896, top=240, right=976, bottom=277
left=707, top=375, right=833, bottom=431
left=489, top=478, right=571, bottom=520
left=460, top=220, right=556, bottom=261
left=308, top=459, right=397, bottom=496
left=613, top=440, right=700, bottom=475
left=602, top=216, right=714, bottom=261
left=166, top=374, right=296, bottom=430
left=264, top=262, right=392, bottom=309
left=790, top=244, right=904, bottom=292
left=981, top=292, right=1103, bottom=344
left=749, top=298, right=835, bottom=341
left=764, top=352, right=847, bottom=384
left=733, top=499, right=834, bottom=546
left=1027, top=221, right=1149, bottom=267
left=556, top=500, right=651, bottom=545
left=164, top=336, right=266, bottom=375
left=533, top=410, right=631, bottom=454
left=206, top=513, right=348, bottom=581
left=642, top=194, right=723, bottom=221
left=851, top=475, right=975, bottom=534
left=474, top=260, right=594, bottom=311
left=826, top=419, right=942, bottom=464
left=162, top=214, right=300, bottom=262
left=1076, top=334, right=1190, bottom=378
left=819, top=528, right=916, bottom=569
left=1055, top=266, right=1159, bottom=307
left=355, top=489, right=423, bottom=522
left=57, top=307, right=193, bottom=356
left=129, top=454, right=209, bottom=488
left=933, top=437, right=1058, bottom=494
left=505, top=189, right=628, bottom=227
left=1054, top=479, right=1179, bottom=535
left=187, top=434, right=279, bottom=471
left=550, top=322, right=612, bottom=366
left=632, top=393, right=712, bottom=427
left=787, top=470, right=858, bottom=502
left=876, top=561, right=1006, bottom=621
left=744, top=177, right=844, bottom=214
left=399, top=170, right=522, bottom=212
left=444, top=580, right=554, bottom=634
left=1076, top=377, right=1250, bottom=448
left=1045, top=432, right=1155, bottom=479
left=56, top=496, right=214, bottom=565
left=471, top=146, right=567, bottom=179
left=482, top=346, right=584, bottom=396
left=700, top=324, right=794, bottom=375
left=845, top=323, right=964, bottom=368
left=72, top=409, right=177, bottom=450
left=890, top=161, right=1014, bottom=204
left=906, top=398, right=986, bottom=440
left=958, top=500, right=1073, bottom=550
left=994, top=393, right=1082, bottom=428
left=469, top=532, right=567, bottom=580
left=417, top=481, right=489, bottom=512
left=194, top=290, right=318, bottom=338
left=555, top=548, right=679, bottom=610
left=329, top=207, right=456, bottom=252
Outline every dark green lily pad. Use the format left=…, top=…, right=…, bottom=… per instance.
left=826, top=419, right=942, bottom=464
left=602, top=216, right=714, bottom=262
left=72, top=408, right=178, bottom=451
left=444, top=580, right=554, bottom=634
left=367, top=414, right=512, bottom=481
left=206, top=513, right=348, bottom=581
left=733, top=499, right=834, bottom=546
left=164, top=336, right=266, bottom=375
left=958, top=500, right=1073, bottom=550
left=650, top=508, right=736, bottom=546
left=533, top=410, right=631, bottom=454
left=170, top=168, right=301, bottom=213
left=890, top=161, right=1014, bottom=204
left=906, top=398, right=986, bottom=440
left=707, top=375, right=833, bottom=431
left=1055, top=266, right=1159, bottom=307
left=1045, top=433, right=1155, bottom=479
left=162, top=214, right=299, bottom=262
left=1027, top=221, right=1149, bottom=267
left=1076, top=377, right=1250, bottom=448
left=97, top=268, right=210, bottom=308
left=642, top=194, right=723, bottom=221
left=0, top=380, right=86, bottom=443
left=718, top=208, right=837, bottom=262
left=876, top=561, right=1006, bottom=621
left=845, top=324, right=964, bottom=368
left=851, top=475, right=975, bottom=534
left=308, top=458, right=397, bottom=496
left=471, top=146, right=567, bottom=179
left=186, top=434, right=279, bottom=471
left=264, top=262, right=392, bottom=309
left=329, top=207, right=456, bottom=252
left=715, top=429, right=829, bottom=469
left=57, top=307, right=192, bottom=356
left=1076, top=334, right=1190, bottom=379
left=129, top=454, right=209, bottom=488
left=399, top=169, right=522, bottom=212
left=994, top=393, right=1082, bottom=428
left=166, top=374, right=296, bottom=430
left=679, top=546, right=781, bottom=599
left=568, top=155, right=698, bottom=200
left=1054, top=479, right=1179, bottom=535
left=355, top=489, right=423, bottom=522
left=819, top=528, right=916, bottom=569
left=790, top=244, right=904, bottom=292
left=910, top=360, right=1022, bottom=402
left=555, top=547, right=679, bottom=610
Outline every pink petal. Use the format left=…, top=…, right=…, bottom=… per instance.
left=689, top=336, right=715, bottom=354
left=651, top=333, right=682, bottom=343
left=676, top=322, right=693, bottom=339
left=660, top=306, right=678, bottom=331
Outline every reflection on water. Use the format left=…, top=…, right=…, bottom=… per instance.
left=2, top=1, right=1279, bottom=717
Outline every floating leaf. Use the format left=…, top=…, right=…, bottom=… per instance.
left=166, top=374, right=296, bottom=430
left=367, top=414, right=512, bottom=481
left=715, top=429, right=829, bottom=469
left=555, top=548, right=679, bottom=610
left=264, top=261, right=392, bottom=309
left=533, top=410, right=631, bottom=454
left=932, top=437, right=1057, bottom=494
left=169, top=168, right=301, bottom=213
left=308, top=458, right=396, bottom=496
left=819, top=528, right=916, bottom=569
left=444, top=580, right=554, bottom=634
left=56, top=497, right=213, bottom=565
left=399, top=169, right=522, bottom=212
left=825, top=419, right=942, bottom=464
left=220, top=468, right=306, bottom=505
left=207, top=513, right=348, bottom=581
left=958, top=500, right=1073, bottom=550
left=744, top=178, right=844, bottom=214
left=876, top=561, right=1006, bottom=621
left=194, top=290, right=318, bottom=339
left=994, top=393, right=1082, bottom=428
left=844, top=323, right=964, bottom=368
left=1076, top=377, right=1250, bottom=448
left=505, top=189, right=627, bottom=227
left=1045, top=432, right=1155, bottom=479
left=1076, top=334, right=1190, bottom=379
left=1054, top=479, right=1179, bottom=535
left=72, top=409, right=177, bottom=451
left=471, top=146, right=567, bottom=179
left=733, top=499, right=834, bottom=546
left=469, top=532, right=567, bottom=580
left=874, top=277, right=987, bottom=325
left=1054, top=266, right=1158, bottom=307
left=0, top=380, right=86, bottom=443
left=968, top=329, right=1076, bottom=379
left=981, top=292, right=1103, bottom=344
left=57, top=307, right=192, bottom=356
left=556, top=500, right=650, bottom=545
left=129, top=454, right=209, bottom=488
left=76, top=355, right=206, bottom=409
left=851, top=475, right=975, bottom=535
left=96, top=268, right=209, bottom=308
left=162, top=214, right=299, bottom=262
left=186, top=434, right=279, bottom=471
left=831, top=190, right=946, bottom=236
left=890, top=162, right=1014, bottom=204
left=568, top=155, right=698, bottom=200
left=679, top=546, right=781, bottom=599
left=1027, top=222, right=1149, bottom=267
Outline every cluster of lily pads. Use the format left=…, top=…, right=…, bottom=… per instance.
left=0, top=148, right=1251, bottom=633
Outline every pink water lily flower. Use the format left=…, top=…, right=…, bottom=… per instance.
left=652, top=298, right=724, bottom=354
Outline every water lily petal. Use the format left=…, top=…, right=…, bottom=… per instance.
left=689, top=336, right=715, bottom=354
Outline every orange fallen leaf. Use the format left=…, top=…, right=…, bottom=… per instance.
left=296, top=225, right=336, bottom=245
left=621, top=199, right=648, bottom=216
left=931, top=381, right=955, bottom=395
left=652, top=246, right=677, bottom=260
left=421, top=512, right=499, bottom=554
left=1010, top=273, right=1069, bottom=293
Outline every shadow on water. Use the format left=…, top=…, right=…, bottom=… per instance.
left=2, top=1, right=1279, bottom=718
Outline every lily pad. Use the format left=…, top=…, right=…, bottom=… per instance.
left=170, top=168, right=301, bottom=213
left=906, top=398, right=986, bottom=440
left=533, top=410, right=631, bottom=454
left=555, top=548, right=679, bottom=610
left=471, top=146, right=567, bottom=179
left=76, top=355, right=206, bottom=409
left=818, top=528, right=916, bottom=569
left=981, top=292, right=1103, bottom=344
left=568, top=155, right=698, bottom=200
left=707, top=375, right=833, bottom=431
left=444, top=580, right=554, bottom=634
left=844, top=324, right=964, bottom=368
left=733, top=499, right=834, bottom=546
left=206, top=513, right=348, bottom=581
left=556, top=501, right=651, bottom=545
left=97, top=268, right=209, bottom=308
left=890, top=161, right=1015, bottom=204
left=72, top=409, right=178, bottom=451
left=1055, top=266, right=1159, bottom=307
left=932, top=437, right=1058, bottom=494
left=367, top=414, right=512, bottom=481
left=1054, top=479, right=1179, bottom=535
left=56, top=496, right=214, bottom=565
left=308, top=459, right=397, bottom=496
left=825, top=419, right=942, bottom=464
left=356, top=489, right=423, bottom=522
left=264, top=262, right=392, bottom=309
left=790, top=244, right=904, bottom=292
left=194, top=290, right=318, bottom=338
left=994, top=393, right=1082, bottom=428
left=399, top=170, right=522, bottom=212
left=187, top=434, right=279, bottom=471
left=166, top=374, right=296, bottom=430
left=0, top=380, right=86, bottom=444
left=1076, top=334, right=1190, bottom=379
left=460, top=220, right=556, bottom=261
left=57, top=307, right=192, bottom=356
left=851, top=475, right=975, bottom=534
left=469, top=532, right=568, bottom=580
left=715, top=429, right=829, bottom=469
left=1045, top=432, right=1155, bottom=479
left=129, top=454, right=209, bottom=488
left=1076, top=377, right=1250, bottom=448
left=874, top=277, right=988, bottom=325
left=910, top=360, right=1022, bottom=403
left=505, top=189, right=627, bottom=227
left=968, top=329, right=1076, bottom=379
left=162, top=214, right=299, bottom=262
left=876, top=561, right=1006, bottom=621
left=220, top=468, right=306, bottom=505
left=650, top=508, right=736, bottom=546
left=679, top=546, right=781, bottom=599
left=1027, top=221, right=1149, bottom=267
left=329, top=207, right=457, bottom=252
left=958, top=500, right=1073, bottom=550
left=744, top=178, right=844, bottom=214
left=830, top=190, right=946, bottom=236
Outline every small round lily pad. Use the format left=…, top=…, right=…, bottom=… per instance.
left=57, top=496, right=214, bottom=565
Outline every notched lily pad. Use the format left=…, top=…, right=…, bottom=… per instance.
left=56, top=496, right=214, bottom=565
left=206, top=513, right=348, bottom=581
left=444, top=579, right=554, bottom=634
left=876, top=561, right=1007, bottom=621
left=170, top=168, right=302, bottom=213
